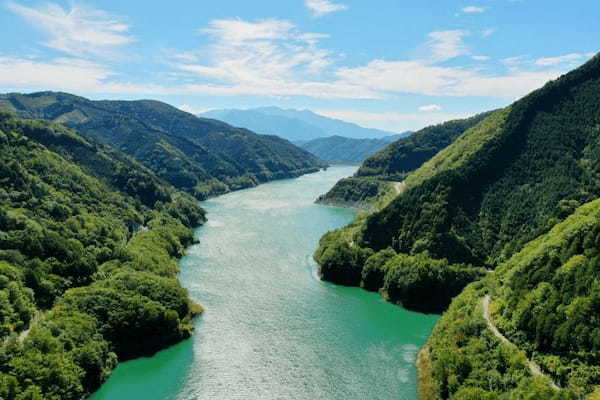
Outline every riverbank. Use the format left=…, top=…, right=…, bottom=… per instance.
left=91, top=166, right=438, bottom=400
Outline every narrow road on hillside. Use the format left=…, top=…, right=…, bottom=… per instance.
left=18, top=311, right=42, bottom=343
left=481, top=295, right=560, bottom=391
left=391, top=181, right=405, bottom=195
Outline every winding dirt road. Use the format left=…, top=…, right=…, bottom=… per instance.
left=482, top=295, right=560, bottom=391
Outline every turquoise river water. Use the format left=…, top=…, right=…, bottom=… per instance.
left=90, top=166, right=438, bottom=400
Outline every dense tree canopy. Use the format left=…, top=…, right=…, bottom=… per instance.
left=0, top=113, right=204, bottom=399
left=316, top=112, right=491, bottom=207
left=316, top=54, right=600, bottom=398
left=0, top=92, right=326, bottom=200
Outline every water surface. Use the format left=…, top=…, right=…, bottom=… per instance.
left=91, top=166, right=438, bottom=400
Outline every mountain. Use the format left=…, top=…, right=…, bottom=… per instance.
left=295, top=134, right=408, bottom=163
left=200, top=106, right=402, bottom=141
left=0, top=111, right=204, bottom=399
left=0, top=92, right=326, bottom=200
left=315, top=112, right=491, bottom=208
left=315, top=54, right=600, bottom=397
left=420, top=199, right=600, bottom=399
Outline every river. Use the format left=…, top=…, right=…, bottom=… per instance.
left=90, top=166, right=438, bottom=400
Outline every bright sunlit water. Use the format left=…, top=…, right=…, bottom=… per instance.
left=90, top=166, right=438, bottom=400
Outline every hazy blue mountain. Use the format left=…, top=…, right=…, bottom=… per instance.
left=296, top=134, right=409, bottom=163
left=200, top=107, right=402, bottom=141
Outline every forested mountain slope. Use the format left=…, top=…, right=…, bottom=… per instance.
left=315, top=53, right=600, bottom=398
left=0, top=112, right=204, bottom=399
left=296, top=134, right=408, bottom=163
left=0, top=92, right=326, bottom=199
left=420, top=198, right=600, bottom=398
left=316, top=112, right=491, bottom=208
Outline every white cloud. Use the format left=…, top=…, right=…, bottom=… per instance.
left=201, top=18, right=294, bottom=43
left=534, top=53, right=587, bottom=67
left=305, top=0, right=348, bottom=18
left=2, top=15, right=583, bottom=104
left=427, top=30, right=470, bottom=62
left=178, top=104, right=212, bottom=115
left=481, top=28, right=496, bottom=38
left=419, top=104, right=442, bottom=112
left=6, top=1, right=134, bottom=58
left=0, top=56, right=174, bottom=95
left=0, top=56, right=114, bottom=90
left=171, top=18, right=378, bottom=99
left=315, top=109, right=470, bottom=132
left=472, top=55, right=490, bottom=61
left=335, top=57, right=566, bottom=99
left=462, top=6, right=486, bottom=13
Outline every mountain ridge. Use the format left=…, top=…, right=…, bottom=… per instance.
left=0, top=92, right=326, bottom=200
left=200, top=106, right=401, bottom=141
left=315, top=53, right=600, bottom=398
left=295, top=134, right=409, bottom=163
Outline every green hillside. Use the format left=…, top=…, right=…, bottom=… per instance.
left=420, top=198, right=600, bottom=398
left=0, top=112, right=204, bottom=399
left=0, top=92, right=326, bottom=199
left=316, top=112, right=491, bottom=208
left=315, top=53, right=600, bottom=398
left=297, top=134, right=409, bottom=164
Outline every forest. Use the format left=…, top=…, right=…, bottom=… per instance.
left=316, top=112, right=491, bottom=208
left=0, top=92, right=326, bottom=200
left=315, top=54, right=600, bottom=398
left=0, top=112, right=205, bottom=399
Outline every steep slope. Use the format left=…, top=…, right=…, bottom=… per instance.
left=316, top=112, right=490, bottom=208
left=314, top=53, right=600, bottom=398
left=316, top=53, right=600, bottom=307
left=0, top=92, right=326, bottom=199
left=0, top=112, right=205, bottom=399
left=296, top=134, right=408, bottom=163
left=200, top=106, right=400, bottom=140
left=420, top=198, right=600, bottom=398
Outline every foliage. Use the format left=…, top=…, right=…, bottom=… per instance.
left=298, top=134, right=405, bottom=164
left=317, top=112, right=491, bottom=206
left=357, top=111, right=493, bottom=180
left=316, top=177, right=392, bottom=209
left=0, top=113, right=204, bottom=399
left=0, top=92, right=326, bottom=199
left=315, top=54, right=600, bottom=397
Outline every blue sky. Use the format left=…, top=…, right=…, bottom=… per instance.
left=1, top=0, right=598, bottom=132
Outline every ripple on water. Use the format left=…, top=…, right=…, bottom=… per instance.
left=90, top=167, right=439, bottom=400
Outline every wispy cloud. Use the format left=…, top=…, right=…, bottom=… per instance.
left=305, top=0, right=348, bottom=18
left=171, top=18, right=377, bottom=99
left=6, top=1, right=134, bottom=59
left=178, top=104, right=213, bottom=115
left=315, top=109, right=470, bottom=132
left=461, top=6, right=486, bottom=13
left=3, top=14, right=591, bottom=104
left=419, top=104, right=442, bottom=112
left=427, top=30, right=470, bottom=62
left=534, top=53, right=590, bottom=67
left=481, top=28, right=496, bottom=38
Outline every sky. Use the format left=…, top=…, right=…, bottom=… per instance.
left=1, top=0, right=598, bottom=133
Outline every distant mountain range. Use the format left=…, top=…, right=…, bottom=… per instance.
left=200, top=107, right=403, bottom=141
left=295, top=134, right=408, bottom=163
